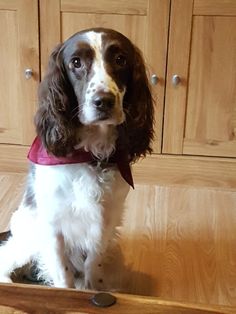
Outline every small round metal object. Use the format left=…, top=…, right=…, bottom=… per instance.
left=24, top=68, right=33, bottom=79
left=91, top=292, right=117, bottom=308
left=172, top=74, right=181, bottom=86
left=151, top=74, right=159, bottom=85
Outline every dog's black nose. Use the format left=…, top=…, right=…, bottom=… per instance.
left=93, top=92, right=115, bottom=110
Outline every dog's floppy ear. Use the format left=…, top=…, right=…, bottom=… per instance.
left=124, top=46, right=154, bottom=162
left=35, top=44, right=78, bottom=156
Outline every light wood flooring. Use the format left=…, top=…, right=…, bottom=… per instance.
left=0, top=172, right=235, bottom=308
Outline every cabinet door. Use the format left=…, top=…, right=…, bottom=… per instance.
left=40, top=0, right=170, bottom=153
left=163, top=0, right=236, bottom=158
left=0, top=0, right=39, bottom=145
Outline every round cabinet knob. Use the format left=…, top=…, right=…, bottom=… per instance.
left=24, top=68, right=33, bottom=80
left=151, top=74, right=159, bottom=85
left=172, top=74, right=181, bottom=86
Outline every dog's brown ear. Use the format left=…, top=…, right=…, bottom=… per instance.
left=123, top=46, right=155, bottom=162
left=35, top=44, right=78, bottom=157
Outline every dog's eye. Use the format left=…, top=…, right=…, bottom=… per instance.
left=71, top=58, right=81, bottom=68
left=115, top=55, right=127, bottom=67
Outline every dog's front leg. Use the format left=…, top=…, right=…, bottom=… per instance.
left=39, top=231, right=75, bottom=288
left=84, top=250, right=107, bottom=290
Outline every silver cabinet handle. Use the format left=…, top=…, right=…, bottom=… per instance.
left=151, top=74, right=159, bottom=85
left=172, top=74, right=181, bottom=86
left=25, top=68, right=33, bottom=80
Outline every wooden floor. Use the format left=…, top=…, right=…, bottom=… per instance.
left=0, top=172, right=236, bottom=308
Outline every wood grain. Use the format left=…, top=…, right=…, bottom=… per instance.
left=194, top=0, right=236, bottom=16
left=132, top=155, right=236, bottom=189
left=0, top=8, right=21, bottom=144
left=39, top=0, right=61, bottom=78
left=0, top=0, right=18, bottom=10
left=0, top=173, right=25, bottom=232
left=61, top=0, right=147, bottom=15
left=0, top=283, right=234, bottom=314
left=121, top=185, right=236, bottom=305
left=183, top=16, right=236, bottom=158
left=183, top=140, right=236, bottom=158
left=61, top=12, right=147, bottom=50
left=146, top=0, right=170, bottom=153
left=0, top=144, right=29, bottom=173
left=163, top=0, right=236, bottom=159
left=0, top=173, right=236, bottom=306
left=0, top=0, right=39, bottom=145
left=162, top=0, right=193, bottom=154
left=18, top=0, right=39, bottom=145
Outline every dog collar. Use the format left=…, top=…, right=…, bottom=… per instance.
left=28, top=137, right=134, bottom=188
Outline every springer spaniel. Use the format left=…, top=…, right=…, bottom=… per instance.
left=0, top=28, right=154, bottom=289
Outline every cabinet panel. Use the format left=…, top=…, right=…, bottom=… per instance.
left=163, top=0, right=236, bottom=158
left=0, top=0, right=39, bottom=145
left=61, top=13, right=146, bottom=52
left=162, top=0, right=193, bottom=154
left=61, top=0, right=147, bottom=15
left=183, top=16, right=236, bottom=157
left=194, top=0, right=236, bottom=16
left=0, top=10, right=21, bottom=143
left=40, top=0, right=170, bottom=153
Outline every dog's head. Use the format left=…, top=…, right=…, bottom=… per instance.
left=36, top=28, right=154, bottom=161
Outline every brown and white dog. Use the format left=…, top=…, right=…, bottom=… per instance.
left=0, top=28, right=154, bottom=289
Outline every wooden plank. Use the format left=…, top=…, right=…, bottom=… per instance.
left=162, top=0, right=194, bottom=154
left=0, top=8, right=22, bottom=144
left=0, top=173, right=25, bottom=232
left=61, top=12, right=147, bottom=46
left=39, top=0, right=61, bottom=78
left=0, top=0, right=18, bottom=10
left=0, top=283, right=234, bottom=313
left=194, top=0, right=236, bottom=16
left=183, top=139, right=236, bottom=158
left=0, top=145, right=28, bottom=172
left=18, top=0, right=39, bottom=145
left=183, top=16, right=236, bottom=158
left=123, top=184, right=236, bottom=304
left=0, top=0, right=38, bottom=146
left=61, top=0, right=147, bottom=15
left=133, top=154, right=236, bottom=189
left=146, top=0, right=170, bottom=153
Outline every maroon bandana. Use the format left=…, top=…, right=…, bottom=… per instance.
left=28, top=137, right=134, bottom=188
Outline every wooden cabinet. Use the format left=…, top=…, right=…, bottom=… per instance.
left=39, top=0, right=170, bottom=153
left=163, top=0, right=236, bottom=158
left=0, top=0, right=39, bottom=146
left=1, top=0, right=236, bottom=170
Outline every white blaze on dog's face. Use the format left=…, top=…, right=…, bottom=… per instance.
left=63, top=29, right=134, bottom=126
left=84, top=32, right=125, bottom=125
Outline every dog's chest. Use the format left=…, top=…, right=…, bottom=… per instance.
left=34, top=163, right=128, bottom=248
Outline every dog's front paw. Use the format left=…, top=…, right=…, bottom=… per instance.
left=85, top=265, right=108, bottom=290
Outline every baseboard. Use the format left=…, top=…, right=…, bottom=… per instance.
left=1, top=144, right=236, bottom=189
left=133, top=154, right=236, bottom=189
